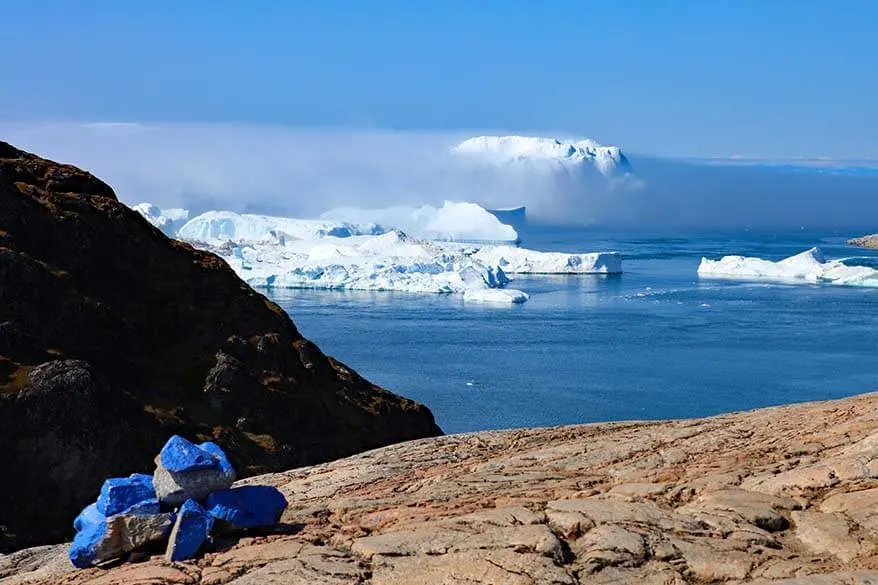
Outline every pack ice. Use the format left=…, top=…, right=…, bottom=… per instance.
left=131, top=202, right=623, bottom=303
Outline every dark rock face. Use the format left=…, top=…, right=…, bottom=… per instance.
left=0, top=142, right=441, bottom=552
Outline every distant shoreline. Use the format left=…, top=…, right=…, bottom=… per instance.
left=848, top=234, right=878, bottom=249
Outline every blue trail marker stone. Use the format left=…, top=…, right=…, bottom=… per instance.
left=165, top=499, right=214, bottom=561
left=205, top=486, right=288, bottom=529
left=198, top=441, right=235, bottom=477
left=96, top=473, right=156, bottom=516
left=69, top=510, right=174, bottom=568
left=69, top=516, right=108, bottom=568
left=160, top=435, right=218, bottom=472
left=153, top=437, right=236, bottom=505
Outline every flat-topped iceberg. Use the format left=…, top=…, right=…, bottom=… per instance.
left=454, top=136, right=639, bottom=187
left=177, top=210, right=383, bottom=243
left=463, top=288, right=530, bottom=304
left=698, top=247, right=878, bottom=287
left=455, top=136, right=632, bottom=177
left=450, top=136, right=642, bottom=224
left=321, top=201, right=519, bottom=243
left=473, top=246, right=622, bottom=274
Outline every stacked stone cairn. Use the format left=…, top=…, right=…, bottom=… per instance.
left=69, top=435, right=288, bottom=568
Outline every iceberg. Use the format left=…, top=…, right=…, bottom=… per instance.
left=201, top=230, right=529, bottom=303
left=321, top=201, right=519, bottom=243
left=451, top=136, right=642, bottom=224
left=697, top=247, right=878, bottom=287
left=177, top=210, right=384, bottom=243
left=454, top=136, right=639, bottom=187
left=487, top=206, right=527, bottom=233
left=463, top=288, right=529, bottom=304
left=132, top=203, right=190, bottom=236
left=147, top=206, right=623, bottom=303
left=473, top=246, right=622, bottom=274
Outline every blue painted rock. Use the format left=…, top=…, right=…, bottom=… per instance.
left=198, top=441, right=235, bottom=477
left=152, top=436, right=236, bottom=505
left=69, top=511, right=174, bottom=568
left=160, top=436, right=217, bottom=472
left=96, top=473, right=156, bottom=516
left=204, top=486, right=287, bottom=528
left=164, top=499, right=214, bottom=562
left=122, top=498, right=161, bottom=516
left=73, top=503, right=103, bottom=532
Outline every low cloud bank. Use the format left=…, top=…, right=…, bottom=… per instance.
left=3, top=122, right=876, bottom=229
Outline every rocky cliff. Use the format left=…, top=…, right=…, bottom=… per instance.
left=848, top=234, right=878, bottom=249
left=4, top=393, right=878, bottom=584
left=0, top=142, right=441, bottom=552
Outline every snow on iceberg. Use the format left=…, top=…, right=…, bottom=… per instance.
left=450, top=136, right=642, bottom=224
left=132, top=203, right=190, bottom=236
left=177, top=210, right=384, bottom=243
left=454, top=136, right=639, bottom=186
left=473, top=246, right=622, bottom=274
left=321, top=201, right=518, bottom=243
left=698, top=247, right=878, bottom=287
left=158, top=206, right=623, bottom=303
left=201, top=230, right=530, bottom=303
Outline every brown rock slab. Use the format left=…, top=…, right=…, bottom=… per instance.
left=6, top=393, right=878, bottom=584
left=370, top=550, right=575, bottom=585
left=792, top=510, right=862, bottom=563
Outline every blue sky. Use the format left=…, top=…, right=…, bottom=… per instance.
left=1, top=1, right=876, bottom=158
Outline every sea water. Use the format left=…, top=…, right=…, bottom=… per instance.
left=269, top=228, right=878, bottom=434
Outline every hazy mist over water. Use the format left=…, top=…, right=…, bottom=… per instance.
left=0, top=123, right=878, bottom=228
left=3, top=121, right=878, bottom=230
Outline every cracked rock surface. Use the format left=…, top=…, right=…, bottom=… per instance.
left=4, top=393, right=878, bottom=584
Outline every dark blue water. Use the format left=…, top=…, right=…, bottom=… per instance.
left=269, top=228, right=878, bottom=434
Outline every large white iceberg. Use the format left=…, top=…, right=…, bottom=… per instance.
left=451, top=136, right=642, bottom=224
left=698, top=247, right=878, bottom=287
left=177, top=210, right=384, bottom=243
left=131, top=204, right=623, bottom=303
left=454, top=136, right=640, bottom=188
left=473, top=246, right=622, bottom=274
left=455, top=136, right=634, bottom=179
left=132, top=203, right=190, bottom=236
left=200, top=230, right=530, bottom=303
left=321, top=201, right=519, bottom=243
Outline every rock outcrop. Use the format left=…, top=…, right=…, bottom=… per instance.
left=69, top=436, right=285, bottom=567
left=848, top=234, right=878, bottom=249
left=4, top=393, right=878, bottom=584
left=0, top=141, right=441, bottom=552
